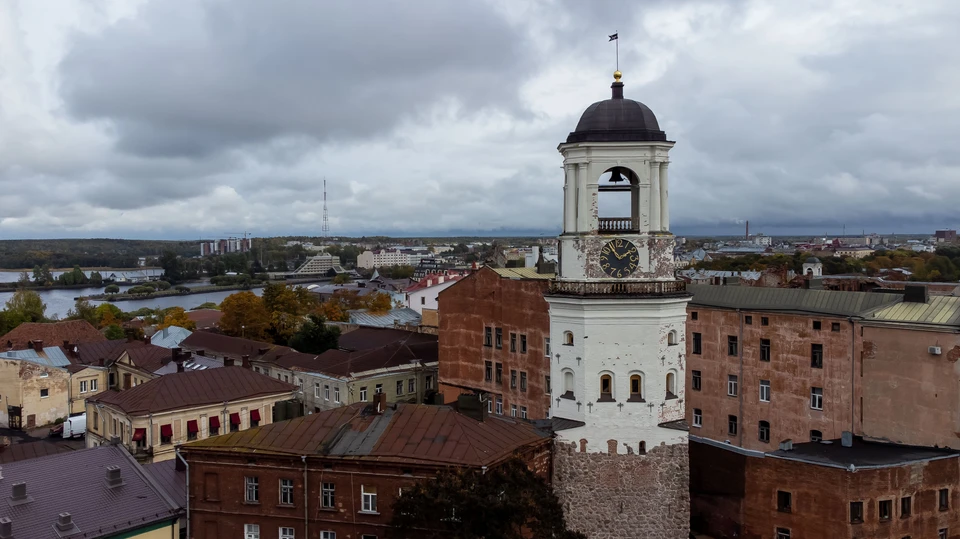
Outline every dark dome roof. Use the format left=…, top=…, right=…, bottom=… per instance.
left=566, top=79, right=666, bottom=144
left=805, top=257, right=821, bottom=264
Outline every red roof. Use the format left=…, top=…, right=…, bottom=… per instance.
left=403, top=273, right=465, bottom=293
left=183, top=403, right=548, bottom=468
left=276, top=339, right=437, bottom=377
left=186, top=309, right=222, bottom=329
left=1, top=320, right=106, bottom=351
left=88, top=366, right=296, bottom=415
left=180, top=332, right=290, bottom=360
left=337, top=327, right=437, bottom=352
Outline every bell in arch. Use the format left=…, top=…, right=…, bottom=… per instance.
left=608, top=167, right=626, bottom=183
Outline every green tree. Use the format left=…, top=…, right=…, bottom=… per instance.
left=89, top=271, right=103, bottom=286
left=159, top=250, right=182, bottom=283
left=17, top=271, right=30, bottom=287
left=104, top=284, right=121, bottom=294
left=390, top=458, right=585, bottom=539
left=5, top=289, right=46, bottom=323
left=331, top=273, right=352, bottom=284
left=32, top=265, right=44, bottom=286
left=103, top=324, right=126, bottom=340
left=66, top=299, right=98, bottom=325
left=94, top=303, right=124, bottom=328
left=288, top=314, right=340, bottom=353
left=0, top=310, right=27, bottom=336
left=155, top=280, right=172, bottom=291
left=192, top=302, right=220, bottom=310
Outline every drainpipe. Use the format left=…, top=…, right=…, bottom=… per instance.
left=849, top=317, right=856, bottom=434
left=737, top=309, right=744, bottom=447
left=302, top=455, right=309, bottom=538
left=176, top=448, right=190, bottom=539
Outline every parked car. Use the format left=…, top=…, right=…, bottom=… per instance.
left=61, top=414, right=86, bottom=439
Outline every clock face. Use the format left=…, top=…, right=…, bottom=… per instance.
left=599, top=239, right=639, bottom=278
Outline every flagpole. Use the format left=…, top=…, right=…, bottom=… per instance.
left=616, top=30, right=619, bottom=71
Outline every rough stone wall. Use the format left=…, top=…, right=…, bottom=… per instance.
left=553, top=441, right=689, bottom=539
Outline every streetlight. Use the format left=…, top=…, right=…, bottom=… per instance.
left=241, top=325, right=245, bottom=338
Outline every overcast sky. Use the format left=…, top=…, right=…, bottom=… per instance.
left=2, top=0, right=960, bottom=240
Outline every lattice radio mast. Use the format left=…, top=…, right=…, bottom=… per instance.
left=321, top=178, right=330, bottom=243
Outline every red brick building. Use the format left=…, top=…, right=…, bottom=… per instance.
left=438, top=266, right=553, bottom=419
left=180, top=395, right=551, bottom=539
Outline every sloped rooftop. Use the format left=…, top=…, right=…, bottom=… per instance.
left=688, top=284, right=900, bottom=317
left=1, top=320, right=106, bottom=351
left=866, top=295, right=960, bottom=327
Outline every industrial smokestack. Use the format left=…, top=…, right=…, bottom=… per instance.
left=746, top=220, right=749, bottom=240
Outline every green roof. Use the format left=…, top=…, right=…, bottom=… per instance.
left=688, top=284, right=901, bottom=317
left=866, top=295, right=960, bottom=327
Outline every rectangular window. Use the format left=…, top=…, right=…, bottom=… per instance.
left=940, top=488, right=949, bottom=511
left=727, top=336, right=738, bottom=356
left=692, top=370, right=701, bottom=391
left=811, top=387, right=823, bottom=410
left=80, top=380, right=87, bottom=393
left=545, top=375, right=551, bottom=394
left=244, top=476, right=259, bottom=503
left=777, top=490, right=792, bottom=513
left=692, top=333, right=702, bottom=355
left=901, top=496, right=911, bottom=518
left=334, top=386, right=340, bottom=403
left=832, top=322, right=841, bottom=332
left=485, top=361, right=493, bottom=381
left=279, top=528, right=295, bottom=539
left=850, top=501, right=864, bottom=523
left=375, top=383, right=382, bottom=394
left=761, top=316, right=769, bottom=326
left=520, top=406, right=527, bottom=419
left=322, top=482, right=335, bottom=508
left=810, top=429, right=823, bottom=442
left=496, top=395, right=503, bottom=415
left=495, top=328, right=502, bottom=349
left=691, top=311, right=698, bottom=320
left=940, top=529, right=948, bottom=539
left=744, top=315, right=752, bottom=325
left=776, top=529, right=790, bottom=539
left=811, top=344, right=823, bottom=368
left=760, top=339, right=771, bottom=362
left=511, top=404, right=517, bottom=417
left=544, top=337, right=551, bottom=357
left=298, top=378, right=304, bottom=392
left=759, top=380, right=770, bottom=402
left=324, top=385, right=330, bottom=400
left=813, top=320, right=822, bottom=330
left=495, top=363, right=502, bottom=384
left=693, top=408, right=702, bottom=427
left=728, top=415, right=738, bottom=436
left=408, top=379, right=415, bottom=393
left=484, top=327, right=492, bottom=347
left=315, top=383, right=320, bottom=398
left=879, top=499, right=892, bottom=521
left=280, top=479, right=294, bottom=505
left=426, top=375, right=433, bottom=389
left=396, top=381, right=403, bottom=395
left=488, top=397, right=493, bottom=414
left=40, top=388, right=48, bottom=398
left=360, top=387, right=368, bottom=401
left=90, top=379, right=98, bottom=391
left=510, top=370, right=517, bottom=389
left=510, top=332, right=517, bottom=352
left=759, top=420, right=770, bottom=443
left=520, top=372, right=527, bottom=391
left=727, top=375, right=738, bottom=397
left=361, top=485, right=378, bottom=513
left=321, top=533, right=337, bottom=539
left=245, top=524, right=260, bottom=539
left=420, top=296, right=425, bottom=305
left=520, top=334, right=527, bottom=353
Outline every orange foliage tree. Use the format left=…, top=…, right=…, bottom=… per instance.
left=220, top=291, right=271, bottom=341
left=158, top=307, right=197, bottom=331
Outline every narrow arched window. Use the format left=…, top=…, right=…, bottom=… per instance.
left=666, top=372, right=677, bottom=399
left=639, top=441, right=647, bottom=454
left=563, top=371, right=574, bottom=398
left=563, top=331, right=574, bottom=346
left=600, top=374, right=613, bottom=401
left=668, top=330, right=678, bottom=346
left=629, top=374, right=644, bottom=402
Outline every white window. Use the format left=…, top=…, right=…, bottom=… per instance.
left=811, top=387, right=823, bottom=410
left=360, top=387, right=368, bottom=401
left=90, top=378, right=98, bottom=391
left=760, top=380, right=770, bottom=403
left=298, top=378, right=304, bottom=392
left=315, top=383, right=320, bottom=398
left=511, top=404, right=517, bottom=417
left=280, top=478, right=294, bottom=505
left=79, top=380, right=87, bottom=393
left=280, top=527, right=295, bottom=539
left=244, top=524, right=260, bottom=539
left=693, top=408, right=702, bottom=427
left=375, top=384, right=382, bottom=394
left=520, top=406, right=527, bottom=419
left=245, top=476, right=259, bottom=503
left=487, top=397, right=493, bottom=413
left=334, top=386, right=340, bottom=403
left=361, top=485, right=378, bottom=513
left=321, top=532, right=336, bottom=539
left=727, top=375, right=738, bottom=397
left=324, top=385, right=330, bottom=400
left=495, top=396, right=503, bottom=415
left=408, top=379, right=415, bottom=393
left=544, top=337, right=551, bottom=357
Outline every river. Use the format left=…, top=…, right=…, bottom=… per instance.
left=0, top=271, right=275, bottom=318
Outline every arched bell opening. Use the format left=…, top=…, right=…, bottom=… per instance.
left=597, top=166, right=642, bottom=234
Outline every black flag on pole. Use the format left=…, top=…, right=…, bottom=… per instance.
left=608, top=33, right=618, bottom=41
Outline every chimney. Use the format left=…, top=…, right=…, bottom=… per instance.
left=143, top=335, right=150, bottom=345
left=258, top=347, right=269, bottom=355
left=778, top=439, right=794, bottom=451
left=176, top=360, right=185, bottom=373
left=55, top=513, right=77, bottom=532
left=904, top=285, right=929, bottom=304
left=109, top=436, right=120, bottom=446
left=841, top=431, right=853, bottom=447
left=105, top=465, right=124, bottom=488
left=241, top=355, right=251, bottom=369
left=97, top=357, right=105, bottom=367
left=62, top=340, right=70, bottom=349
left=374, top=392, right=388, bottom=414
left=745, top=220, right=749, bottom=239
left=33, top=340, right=42, bottom=351
left=9, top=482, right=30, bottom=505
left=456, top=394, right=487, bottom=422
left=171, top=347, right=181, bottom=361
left=224, top=357, right=235, bottom=367
left=0, top=517, right=10, bottom=539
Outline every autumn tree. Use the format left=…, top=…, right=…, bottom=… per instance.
left=220, top=291, right=271, bottom=341
left=104, top=324, right=126, bottom=340
left=288, top=314, right=340, bottom=354
left=158, top=307, right=197, bottom=331
left=331, top=273, right=352, bottom=284
left=5, top=289, right=46, bottom=323
left=390, top=458, right=585, bottom=539
left=95, top=303, right=122, bottom=329
left=366, top=291, right=393, bottom=314
left=67, top=299, right=98, bottom=325
left=262, top=283, right=314, bottom=344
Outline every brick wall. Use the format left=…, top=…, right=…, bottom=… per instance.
left=553, top=441, right=689, bottom=539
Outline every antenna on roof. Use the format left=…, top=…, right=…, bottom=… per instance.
left=322, top=178, right=330, bottom=245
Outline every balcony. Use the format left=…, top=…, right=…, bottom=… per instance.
left=548, top=280, right=687, bottom=297
left=598, top=217, right=640, bottom=234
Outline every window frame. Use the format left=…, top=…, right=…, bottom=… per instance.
left=760, top=338, right=771, bottom=362
left=396, top=380, right=403, bottom=396
left=495, top=328, right=503, bottom=349
left=244, top=476, right=259, bottom=504
left=495, top=363, right=503, bottom=384
left=520, top=371, right=527, bottom=391
left=692, top=332, right=702, bottom=355
left=520, top=406, right=527, bottom=419
left=321, top=482, right=335, bottom=508
left=279, top=527, right=295, bottom=539
left=361, top=485, right=378, bottom=513
left=408, top=378, right=415, bottom=393
left=544, top=337, right=551, bottom=357
left=811, top=343, right=824, bottom=369
left=727, top=415, right=738, bottom=436
left=691, top=370, right=701, bottom=391
left=879, top=499, right=892, bottom=521
left=776, top=528, right=790, bottom=539
left=758, top=420, right=770, bottom=443
left=520, top=334, right=527, bottom=353
left=510, top=369, right=517, bottom=389
left=279, top=478, right=295, bottom=506
left=777, top=490, right=792, bottom=513
left=811, top=387, right=823, bottom=410
left=495, top=395, right=503, bottom=415
left=901, top=496, right=911, bottom=518
left=334, top=386, right=340, bottom=403
left=810, top=430, right=823, bottom=442
left=727, top=335, right=738, bottom=356
left=510, top=332, right=517, bottom=352
left=940, top=488, right=950, bottom=511
left=813, top=320, right=822, bottom=330
left=484, top=361, right=492, bottom=381
left=850, top=501, right=864, bottom=523
left=359, top=387, right=367, bottom=402
left=727, top=375, right=738, bottom=397
left=759, top=380, right=770, bottom=402
left=484, top=327, right=492, bottom=347
left=245, top=524, right=261, bottom=539
left=693, top=408, right=702, bottom=428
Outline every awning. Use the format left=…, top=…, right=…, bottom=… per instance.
left=250, top=409, right=261, bottom=422
left=132, top=428, right=146, bottom=442
left=187, top=420, right=199, bottom=434
left=230, top=412, right=241, bottom=425
left=209, top=416, right=220, bottom=428
left=160, top=424, right=173, bottom=437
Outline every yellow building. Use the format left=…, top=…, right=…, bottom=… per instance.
left=86, top=365, right=296, bottom=462
left=66, top=364, right=108, bottom=415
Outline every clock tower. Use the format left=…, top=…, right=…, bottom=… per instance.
left=548, top=72, right=691, bottom=539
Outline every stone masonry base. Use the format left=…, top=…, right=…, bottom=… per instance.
left=553, top=441, right=690, bottom=539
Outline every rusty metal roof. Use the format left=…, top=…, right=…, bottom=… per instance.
left=688, top=284, right=900, bottom=317
left=337, top=327, right=437, bottom=351
left=88, top=366, right=296, bottom=415
left=866, top=295, right=960, bottom=327
left=1, top=320, right=106, bottom=351
left=183, top=403, right=549, bottom=467
left=491, top=267, right=555, bottom=280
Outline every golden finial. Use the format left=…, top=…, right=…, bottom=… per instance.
left=613, top=70, right=622, bottom=82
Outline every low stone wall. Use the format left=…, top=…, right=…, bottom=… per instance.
left=553, top=441, right=689, bottom=539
